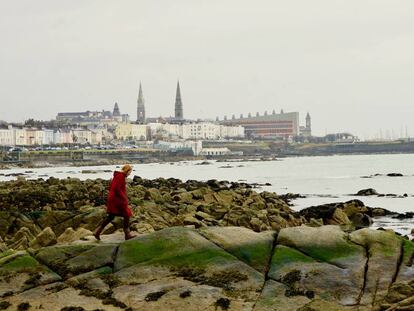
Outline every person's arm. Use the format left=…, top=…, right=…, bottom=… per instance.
left=114, top=175, right=128, bottom=204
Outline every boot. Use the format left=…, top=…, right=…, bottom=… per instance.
left=93, top=225, right=105, bottom=240
left=124, top=229, right=136, bottom=240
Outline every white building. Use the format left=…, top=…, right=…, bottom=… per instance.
left=155, top=140, right=203, bottom=156
left=115, top=123, right=147, bottom=141
left=0, top=126, right=14, bottom=146
left=13, top=128, right=27, bottom=146
left=25, top=128, right=44, bottom=146
left=147, top=123, right=180, bottom=140
left=219, top=125, right=244, bottom=139
left=181, top=123, right=220, bottom=140
left=200, top=147, right=232, bottom=156
left=72, top=129, right=93, bottom=144
left=42, top=129, right=55, bottom=145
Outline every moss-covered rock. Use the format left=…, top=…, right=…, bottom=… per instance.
left=350, top=228, right=402, bottom=306
left=199, top=226, right=275, bottom=274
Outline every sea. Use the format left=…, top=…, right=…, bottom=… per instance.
left=1, top=153, right=414, bottom=235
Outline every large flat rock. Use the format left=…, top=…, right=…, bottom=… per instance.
left=199, top=226, right=275, bottom=274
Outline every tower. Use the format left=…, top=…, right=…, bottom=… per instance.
left=306, top=112, right=311, bottom=130
left=137, top=83, right=146, bottom=123
left=113, top=102, right=120, bottom=117
left=174, top=81, right=183, bottom=120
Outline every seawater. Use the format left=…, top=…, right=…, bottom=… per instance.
left=1, top=154, right=414, bottom=234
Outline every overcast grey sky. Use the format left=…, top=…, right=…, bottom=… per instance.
left=0, top=1, right=413, bottom=138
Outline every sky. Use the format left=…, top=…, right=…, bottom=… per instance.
left=0, top=0, right=414, bottom=138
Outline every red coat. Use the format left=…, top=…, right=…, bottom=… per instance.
left=106, top=171, right=132, bottom=217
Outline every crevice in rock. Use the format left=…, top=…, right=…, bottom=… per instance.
left=390, top=240, right=404, bottom=286
left=251, top=231, right=279, bottom=311
left=196, top=230, right=265, bottom=277
left=110, top=244, right=120, bottom=272
left=371, top=277, right=379, bottom=306
left=356, top=245, right=370, bottom=306
left=264, top=231, right=278, bottom=281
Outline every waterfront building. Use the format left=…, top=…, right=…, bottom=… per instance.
left=220, top=110, right=299, bottom=139
left=147, top=122, right=181, bottom=140
left=14, top=128, right=27, bottom=146
left=42, top=129, right=55, bottom=145
left=154, top=140, right=202, bottom=156
left=25, top=128, right=44, bottom=145
left=137, top=83, right=146, bottom=124
left=115, top=123, right=147, bottom=141
left=71, top=128, right=93, bottom=144
left=219, top=125, right=245, bottom=139
left=147, top=122, right=244, bottom=140
left=0, top=126, right=14, bottom=146
left=199, top=147, right=232, bottom=156
left=181, top=122, right=220, bottom=140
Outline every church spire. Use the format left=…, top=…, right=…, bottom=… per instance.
left=137, top=82, right=146, bottom=123
left=113, top=102, right=120, bottom=117
left=174, top=80, right=183, bottom=120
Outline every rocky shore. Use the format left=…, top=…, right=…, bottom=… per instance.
left=1, top=177, right=413, bottom=310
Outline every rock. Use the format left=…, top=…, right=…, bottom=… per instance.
left=327, top=208, right=351, bottom=226
left=183, top=215, right=204, bottom=228
left=130, top=222, right=154, bottom=234
left=253, top=279, right=311, bottom=311
left=385, top=283, right=414, bottom=303
left=272, top=225, right=366, bottom=306
left=57, top=228, right=93, bottom=244
left=306, top=218, right=323, bottom=227
left=348, top=213, right=372, bottom=228
left=0, top=236, right=7, bottom=252
left=2, top=225, right=414, bottom=309
left=296, top=299, right=347, bottom=311
left=387, top=173, right=403, bottom=177
left=199, top=226, right=275, bottom=274
left=29, top=227, right=57, bottom=248
left=7, top=227, right=36, bottom=250
left=64, top=244, right=118, bottom=276
left=372, top=208, right=389, bottom=217
left=349, top=228, right=402, bottom=305
left=0, top=252, right=61, bottom=296
left=356, top=188, right=379, bottom=196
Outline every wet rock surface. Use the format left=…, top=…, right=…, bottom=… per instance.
left=1, top=226, right=414, bottom=310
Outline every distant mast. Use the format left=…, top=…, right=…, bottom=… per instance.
left=137, top=83, right=146, bottom=123
left=174, top=80, right=183, bottom=120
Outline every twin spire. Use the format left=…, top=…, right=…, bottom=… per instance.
left=136, top=81, right=184, bottom=123
left=136, top=83, right=145, bottom=123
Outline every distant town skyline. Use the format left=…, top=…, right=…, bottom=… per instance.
left=1, top=1, right=414, bottom=139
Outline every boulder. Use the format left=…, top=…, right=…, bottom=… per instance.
left=348, top=213, right=372, bottom=229
left=29, top=227, right=57, bottom=248
left=272, top=225, right=366, bottom=306
left=57, top=227, right=93, bottom=244
left=356, top=188, right=379, bottom=196
left=349, top=228, right=402, bottom=306
left=199, top=226, right=275, bottom=274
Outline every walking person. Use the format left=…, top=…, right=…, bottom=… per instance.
left=94, top=164, right=136, bottom=240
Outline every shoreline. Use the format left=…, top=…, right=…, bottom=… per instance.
left=3, top=149, right=414, bottom=170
